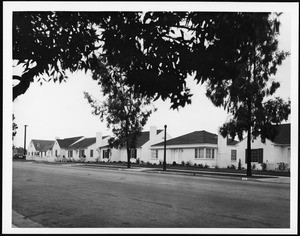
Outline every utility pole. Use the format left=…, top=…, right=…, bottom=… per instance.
left=24, top=125, right=28, bottom=157
left=163, top=125, right=167, bottom=171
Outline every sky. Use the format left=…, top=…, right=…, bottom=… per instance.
left=5, top=2, right=297, bottom=150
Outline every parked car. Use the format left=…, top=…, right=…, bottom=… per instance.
left=13, top=153, right=25, bottom=159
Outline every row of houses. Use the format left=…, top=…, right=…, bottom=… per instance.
left=26, top=124, right=291, bottom=171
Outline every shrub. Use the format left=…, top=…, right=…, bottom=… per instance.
left=140, top=160, right=144, bottom=165
left=159, top=160, right=162, bottom=165
left=204, top=164, right=209, bottom=168
left=172, top=161, right=177, bottom=166
left=194, top=163, right=197, bottom=167
left=146, top=161, right=151, bottom=166
left=261, top=162, right=267, bottom=171
left=227, top=164, right=236, bottom=169
left=214, top=165, right=219, bottom=169
left=181, top=161, right=185, bottom=166
left=186, top=161, right=190, bottom=166
left=278, top=162, right=288, bottom=172
left=238, top=159, right=242, bottom=170
left=252, top=164, right=256, bottom=170
left=198, top=163, right=204, bottom=168
left=136, top=158, right=140, bottom=164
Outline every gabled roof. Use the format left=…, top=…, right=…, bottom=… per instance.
left=31, top=140, right=55, bottom=152
left=136, top=130, right=163, bottom=148
left=227, top=138, right=239, bottom=146
left=272, top=123, right=290, bottom=145
left=68, top=137, right=96, bottom=149
left=152, top=130, right=217, bottom=147
left=67, top=136, right=109, bottom=149
left=56, top=136, right=84, bottom=148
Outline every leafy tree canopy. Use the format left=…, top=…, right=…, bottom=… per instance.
left=13, top=11, right=286, bottom=110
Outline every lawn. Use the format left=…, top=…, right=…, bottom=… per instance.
left=14, top=159, right=290, bottom=177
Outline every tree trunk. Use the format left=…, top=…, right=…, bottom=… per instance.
left=246, top=125, right=252, bottom=177
left=126, top=146, right=131, bottom=168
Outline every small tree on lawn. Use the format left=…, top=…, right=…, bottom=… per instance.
left=205, top=13, right=291, bottom=176
left=84, top=60, right=156, bottom=168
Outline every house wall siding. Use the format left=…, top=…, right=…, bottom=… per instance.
left=152, top=144, right=218, bottom=167
left=234, top=137, right=290, bottom=170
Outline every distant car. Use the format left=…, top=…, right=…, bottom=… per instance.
left=13, top=153, right=25, bottom=159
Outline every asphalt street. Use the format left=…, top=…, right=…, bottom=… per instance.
left=12, top=161, right=290, bottom=228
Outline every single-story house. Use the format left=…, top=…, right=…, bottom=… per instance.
left=216, top=134, right=239, bottom=168
left=26, top=139, right=55, bottom=161
left=234, top=123, right=291, bottom=171
left=52, top=136, right=84, bottom=161
left=151, top=123, right=290, bottom=171
left=66, top=133, right=109, bottom=162
left=108, top=126, right=171, bottom=164
left=151, top=130, right=218, bottom=167
left=97, top=126, right=172, bottom=163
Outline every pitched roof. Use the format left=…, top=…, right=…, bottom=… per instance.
left=56, top=136, right=83, bottom=148
left=227, top=138, right=239, bottom=146
left=31, top=140, right=55, bottom=152
left=272, top=123, right=290, bottom=145
left=152, top=130, right=217, bottom=147
left=136, top=130, right=163, bottom=147
left=68, top=137, right=96, bottom=149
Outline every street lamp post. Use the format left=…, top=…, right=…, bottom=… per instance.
left=163, top=125, right=167, bottom=171
left=24, top=125, right=28, bottom=157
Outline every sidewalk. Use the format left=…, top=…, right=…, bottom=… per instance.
left=145, top=168, right=290, bottom=184
left=74, top=163, right=290, bottom=184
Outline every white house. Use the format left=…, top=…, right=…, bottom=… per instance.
left=151, top=130, right=218, bottom=167
left=52, top=136, right=84, bottom=161
left=26, top=139, right=55, bottom=161
left=216, top=134, right=239, bottom=168
left=66, top=133, right=110, bottom=162
left=98, top=126, right=171, bottom=163
left=151, top=124, right=290, bottom=171
left=234, top=123, right=291, bottom=171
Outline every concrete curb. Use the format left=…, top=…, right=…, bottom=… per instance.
left=12, top=210, right=43, bottom=228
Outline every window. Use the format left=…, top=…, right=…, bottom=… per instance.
left=103, top=149, right=109, bottom=159
left=55, top=150, right=58, bottom=157
left=195, top=148, right=205, bottom=159
left=68, top=150, right=73, bottom=158
left=151, top=150, right=158, bottom=159
left=90, top=150, right=93, bottom=157
left=231, top=150, right=237, bottom=161
left=131, top=149, right=137, bottom=159
left=205, top=148, right=215, bottom=159
left=245, top=148, right=263, bottom=164
left=79, top=150, right=85, bottom=157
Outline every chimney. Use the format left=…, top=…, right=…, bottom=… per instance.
left=149, top=126, right=157, bottom=145
left=217, top=133, right=227, bottom=149
left=96, top=132, right=102, bottom=148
